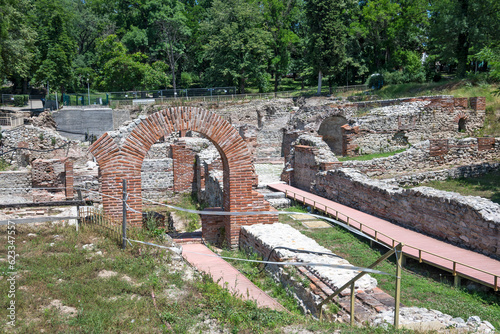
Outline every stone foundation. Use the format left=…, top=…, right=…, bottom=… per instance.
left=312, top=168, right=500, bottom=259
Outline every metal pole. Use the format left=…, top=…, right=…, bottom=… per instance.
left=122, top=179, right=127, bottom=249
left=87, top=78, right=91, bottom=105
left=76, top=189, right=82, bottom=233
left=350, top=282, right=355, bottom=326
left=394, top=243, right=403, bottom=329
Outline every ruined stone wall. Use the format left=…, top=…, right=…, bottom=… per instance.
left=341, top=137, right=500, bottom=177
left=1, top=125, right=89, bottom=168
left=312, top=168, right=500, bottom=259
left=389, top=162, right=500, bottom=187
left=285, top=96, right=486, bottom=157
left=0, top=171, right=31, bottom=203
left=195, top=146, right=223, bottom=207
left=217, top=99, right=294, bottom=163
left=344, top=97, right=485, bottom=155
left=141, top=158, right=174, bottom=200
left=282, top=135, right=340, bottom=190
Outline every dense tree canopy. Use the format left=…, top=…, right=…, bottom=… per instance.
left=1, top=0, right=500, bottom=94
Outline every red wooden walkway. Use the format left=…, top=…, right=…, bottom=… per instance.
left=182, top=243, right=286, bottom=311
left=268, top=183, right=500, bottom=291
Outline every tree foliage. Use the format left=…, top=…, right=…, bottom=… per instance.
left=202, top=0, right=272, bottom=93
left=306, top=0, right=357, bottom=93
left=2, top=0, right=500, bottom=95
left=429, top=0, right=500, bottom=77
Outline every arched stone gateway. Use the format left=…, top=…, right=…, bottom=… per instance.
left=89, top=107, right=277, bottom=247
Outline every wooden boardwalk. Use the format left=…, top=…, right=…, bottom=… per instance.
left=182, top=243, right=286, bottom=311
left=268, top=183, right=500, bottom=291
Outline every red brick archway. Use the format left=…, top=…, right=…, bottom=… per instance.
left=89, top=107, right=277, bottom=247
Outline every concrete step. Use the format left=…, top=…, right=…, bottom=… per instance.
left=256, top=187, right=291, bottom=209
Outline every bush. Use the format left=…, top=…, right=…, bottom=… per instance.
left=13, top=95, right=27, bottom=107
left=180, top=72, right=194, bottom=88
left=257, top=72, right=272, bottom=93
left=367, top=73, right=384, bottom=90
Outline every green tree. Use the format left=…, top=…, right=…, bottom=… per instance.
left=349, top=0, right=428, bottom=82
left=148, top=0, right=191, bottom=93
left=429, top=0, right=500, bottom=77
left=202, top=0, right=272, bottom=93
left=31, top=0, right=76, bottom=95
left=94, top=35, right=149, bottom=91
left=181, top=0, right=212, bottom=77
left=306, top=0, right=357, bottom=94
left=262, top=0, right=300, bottom=93
left=0, top=0, right=37, bottom=92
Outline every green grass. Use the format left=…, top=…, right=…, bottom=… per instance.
left=337, top=149, right=407, bottom=161
left=163, top=193, right=203, bottom=232
left=417, top=170, right=500, bottom=204
left=0, top=158, right=10, bottom=171
left=277, top=210, right=500, bottom=329
left=0, top=222, right=326, bottom=333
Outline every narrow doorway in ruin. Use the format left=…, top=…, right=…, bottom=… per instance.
left=458, top=118, right=466, bottom=132
left=317, top=116, right=348, bottom=156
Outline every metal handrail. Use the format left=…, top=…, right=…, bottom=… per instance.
left=284, top=189, right=499, bottom=291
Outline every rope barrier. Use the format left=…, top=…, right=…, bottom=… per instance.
left=75, top=187, right=384, bottom=247
left=123, top=238, right=392, bottom=276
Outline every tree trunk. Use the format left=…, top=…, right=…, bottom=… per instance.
left=317, top=70, right=323, bottom=95
left=274, top=74, right=279, bottom=94
left=240, top=77, right=245, bottom=94
left=456, top=0, right=469, bottom=78
left=456, top=32, right=469, bottom=78
left=171, top=66, right=177, bottom=96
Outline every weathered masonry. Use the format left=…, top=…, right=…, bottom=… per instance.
left=89, top=107, right=277, bottom=247
left=285, top=96, right=487, bottom=157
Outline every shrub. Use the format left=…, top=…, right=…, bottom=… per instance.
left=257, top=72, right=272, bottom=93
left=13, top=95, right=27, bottom=107
left=367, top=73, right=384, bottom=90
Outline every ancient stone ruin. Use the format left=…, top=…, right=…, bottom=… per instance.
left=1, top=94, right=498, bottom=331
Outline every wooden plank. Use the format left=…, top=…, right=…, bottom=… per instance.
left=268, top=183, right=500, bottom=290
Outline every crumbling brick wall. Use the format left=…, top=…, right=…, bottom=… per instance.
left=172, top=142, right=197, bottom=193
left=286, top=96, right=487, bottom=157
left=31, top=158, right=74, bottom=202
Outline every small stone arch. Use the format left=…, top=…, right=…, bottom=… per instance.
left=453, top=112, right=468, bottom=133
left=89, top=107, right=277, bottom=247
left=458, top=118, right=466, bottom=132
left=317, top=116, right=348, bottom=155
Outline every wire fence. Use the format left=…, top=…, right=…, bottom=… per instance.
left=1, top=85, right=368, bottom=109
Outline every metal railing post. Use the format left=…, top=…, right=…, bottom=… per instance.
left=122, top=179, right=127, bottom=249
left=394, top=243, right=403, bottom=329
left=350, top=282, right=355, bottom=326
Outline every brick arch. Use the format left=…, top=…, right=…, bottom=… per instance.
left=89, top=107, right=277, bottom=247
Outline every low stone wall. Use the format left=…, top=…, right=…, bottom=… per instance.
left=312, top=168, right=500, bottom=259
left=240, top=223, right=378, bottom=317
left=141, top=158, right=174, bottom=201
left=389, top=162, right=500, bottom=187
left=0, top=171, right=32, bottom=204
left=341, top=137, right=500, bottom=177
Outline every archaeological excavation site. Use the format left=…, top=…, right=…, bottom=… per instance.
left=1, top=94, right=499, bottom=332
